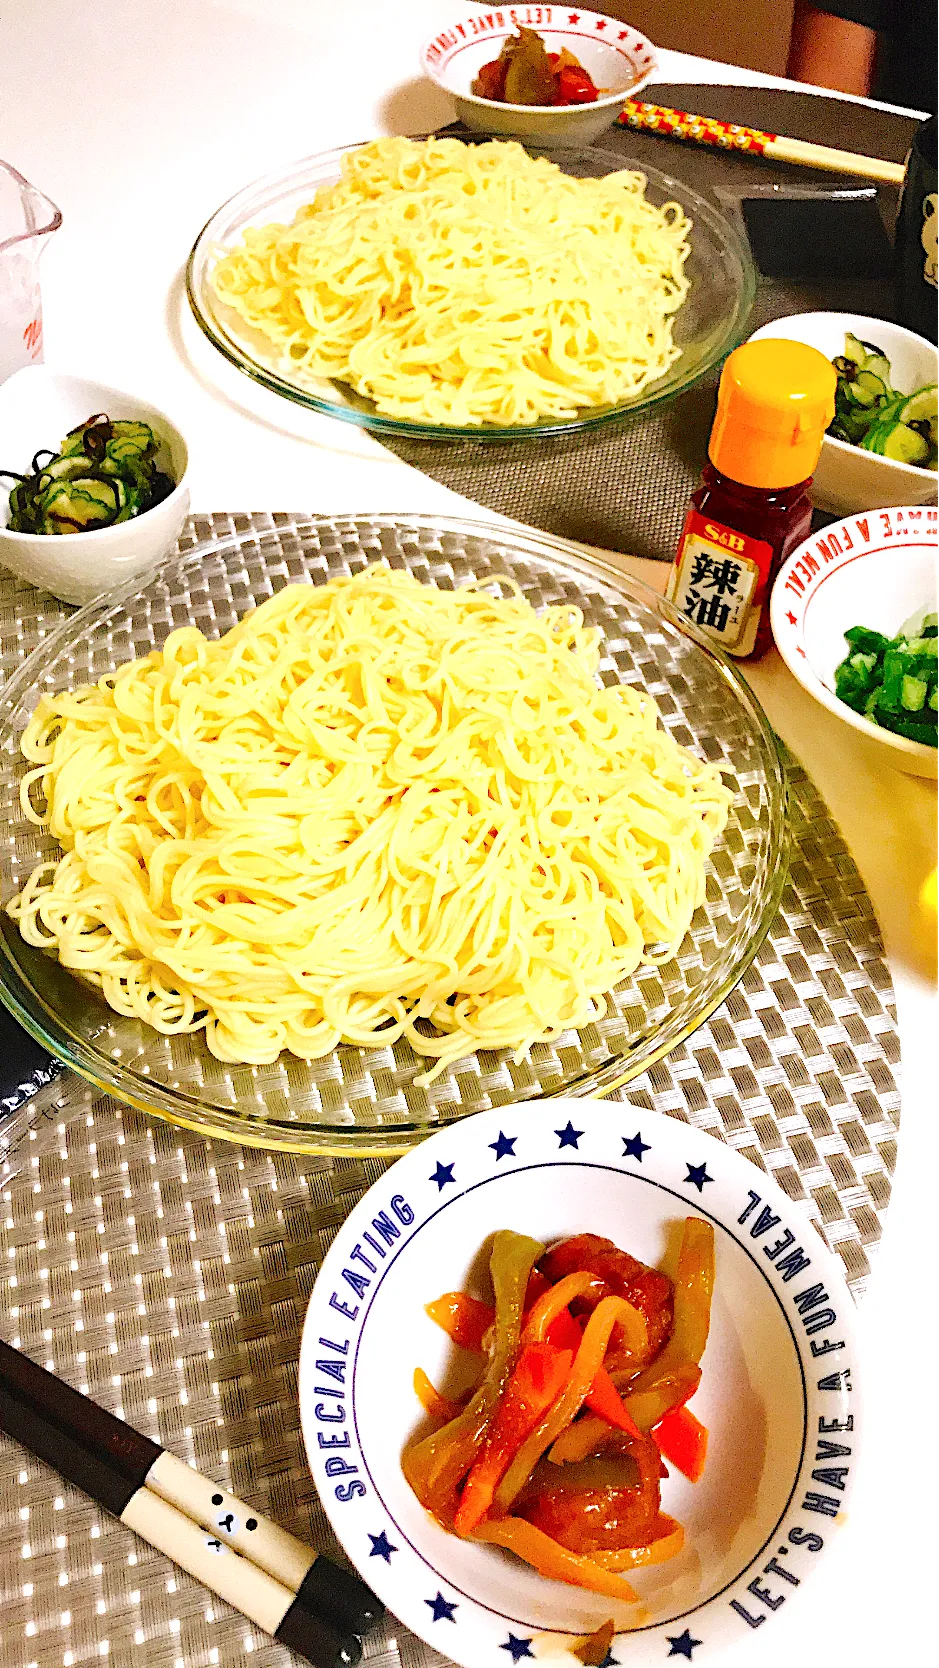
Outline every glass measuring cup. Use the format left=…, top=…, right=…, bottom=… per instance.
left=0, top=161, right=61, bottom=385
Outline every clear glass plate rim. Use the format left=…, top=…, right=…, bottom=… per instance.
left=0, top=514, right=787, bottom=1152
left=184, top=138, right=757, bottom=442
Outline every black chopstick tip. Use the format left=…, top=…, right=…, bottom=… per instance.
left=295, top=1556, right=385, bottom=1637
left=275, top=1601, right=367, bottom=1668
left=275, top=1556, right=382, bottom=1668
left=334, top=1638, right=363, bottom=1668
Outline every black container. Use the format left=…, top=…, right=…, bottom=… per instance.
left=895, top=114, right=938, bottom=343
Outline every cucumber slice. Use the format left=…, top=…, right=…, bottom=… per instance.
left=881, top=423, right=929, bottom=464
left=859, top=397, right=907, bottom=453
left=856, top=370, right=888, bottom=399
left=843, top=333, right=868, bottom=365
left=898, top=384, right=938, bottom=424
left=859, top=420, right=890, bottom=455
left=860, top=354, right=893, bottom=389
left=40, top=477, right=121, bottom=533
left=37, top=454, right=92, bottom=484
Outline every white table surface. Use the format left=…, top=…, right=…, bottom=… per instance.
left=2, top=3, right=936, bottom=1665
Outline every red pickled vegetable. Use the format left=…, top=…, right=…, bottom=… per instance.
left=541, top=1303, right=643, bottom=1437
left=584, top=1367, right=643, bottom=1439
left=471, top=29, right=600, bottom=107
left=474, top=58, right=508, bottom=101
left=454, top=1342, right=573, bottom=1535
left=555, top=65, right=599, bottom=104
left=652, top=1404, right=708, bottom=1483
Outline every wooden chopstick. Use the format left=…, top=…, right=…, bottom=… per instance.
left=0, top=1336, right=383, bottom=1668
left=620, top=100, right=907, bottom=186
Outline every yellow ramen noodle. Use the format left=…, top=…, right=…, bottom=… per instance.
left=210, top=137, right=692, bottom=425
left=9, top=567, right=730, bottom=1079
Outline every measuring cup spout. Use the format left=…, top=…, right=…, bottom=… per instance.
left=0, top=160, right=62, bottom=254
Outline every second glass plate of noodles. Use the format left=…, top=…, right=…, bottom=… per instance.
left=186, top=140, right=755, bottom=441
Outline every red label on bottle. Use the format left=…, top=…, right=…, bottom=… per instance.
left=666, top=508, right=774, bottom=657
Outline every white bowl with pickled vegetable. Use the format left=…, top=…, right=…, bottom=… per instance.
left=0, top=367, right=189, bottom=605
left=419, top=10, right=657, bottom=146
left=771, top=505, right=938, bottom=777
left=749, top=313, right=937, bottom=515
left=299, top=1099, right=859, bottom=1668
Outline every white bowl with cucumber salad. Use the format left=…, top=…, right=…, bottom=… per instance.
left=749, top=314, right=937, bottom=515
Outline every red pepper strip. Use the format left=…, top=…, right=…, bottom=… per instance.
left=542, top=1305, right=581, bottom=1351
left=556, top=65, right=599, bottom=105
left=652, top=1404, right=708, bottom=1483
left=584, top=1368, right=643, bottom=1439
left=425, top=1273, right=556, bottom=1355
left=542, top=1306, right=643, bottom=1439
left=425, top=1292, right=494, bottom=1353
left=453, top=1343, right=573, bottom=1536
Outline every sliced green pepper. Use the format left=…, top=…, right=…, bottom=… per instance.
left=403, top=1230, right=544, bottom=1526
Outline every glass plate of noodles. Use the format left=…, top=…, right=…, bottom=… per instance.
left=185, top=141, right=756, bottom=441
left=0, top=516, right=785, bottom=1153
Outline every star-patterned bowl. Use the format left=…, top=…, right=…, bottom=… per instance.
left=419, top=9, right=658, bottom=148
left=299, top=1100, right=859, bottom=1666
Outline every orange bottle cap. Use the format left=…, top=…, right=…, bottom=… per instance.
left=708, top=339, right=837, bottom=489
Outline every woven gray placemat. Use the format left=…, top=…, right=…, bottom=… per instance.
left=0, top=512, right=899, bottom=1668
left=375, top=84, right=922, bottom=559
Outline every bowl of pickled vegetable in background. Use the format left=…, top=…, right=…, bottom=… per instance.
left=300, top=1100, right=860, bottom=1668
left=0, top=367, right=189, bottom=605
left=419, top=9, right=657, bottom=146
left=748, top=313, right=937, bottom=516
left=771, top=504, right=938, bottom=778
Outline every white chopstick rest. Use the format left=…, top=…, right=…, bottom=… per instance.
left=146, top=1450, right=317, bottom=1589
left=121, top=1487, right=297, bottom=1637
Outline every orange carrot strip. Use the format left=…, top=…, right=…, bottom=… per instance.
left=425, top=1292, right=494, bottom=1353
left=587, top=1517, right=685, bottom=1570
left=471, top=1517, right=640, bottom=1602
left=413, top=1367, right=466, bottom=1425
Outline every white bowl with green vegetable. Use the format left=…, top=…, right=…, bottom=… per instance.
left=749, top=313, right=937, bottom=516
left=771, top=504, right=937, bottom=777
left=0, top=367, right=189, bottom=605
